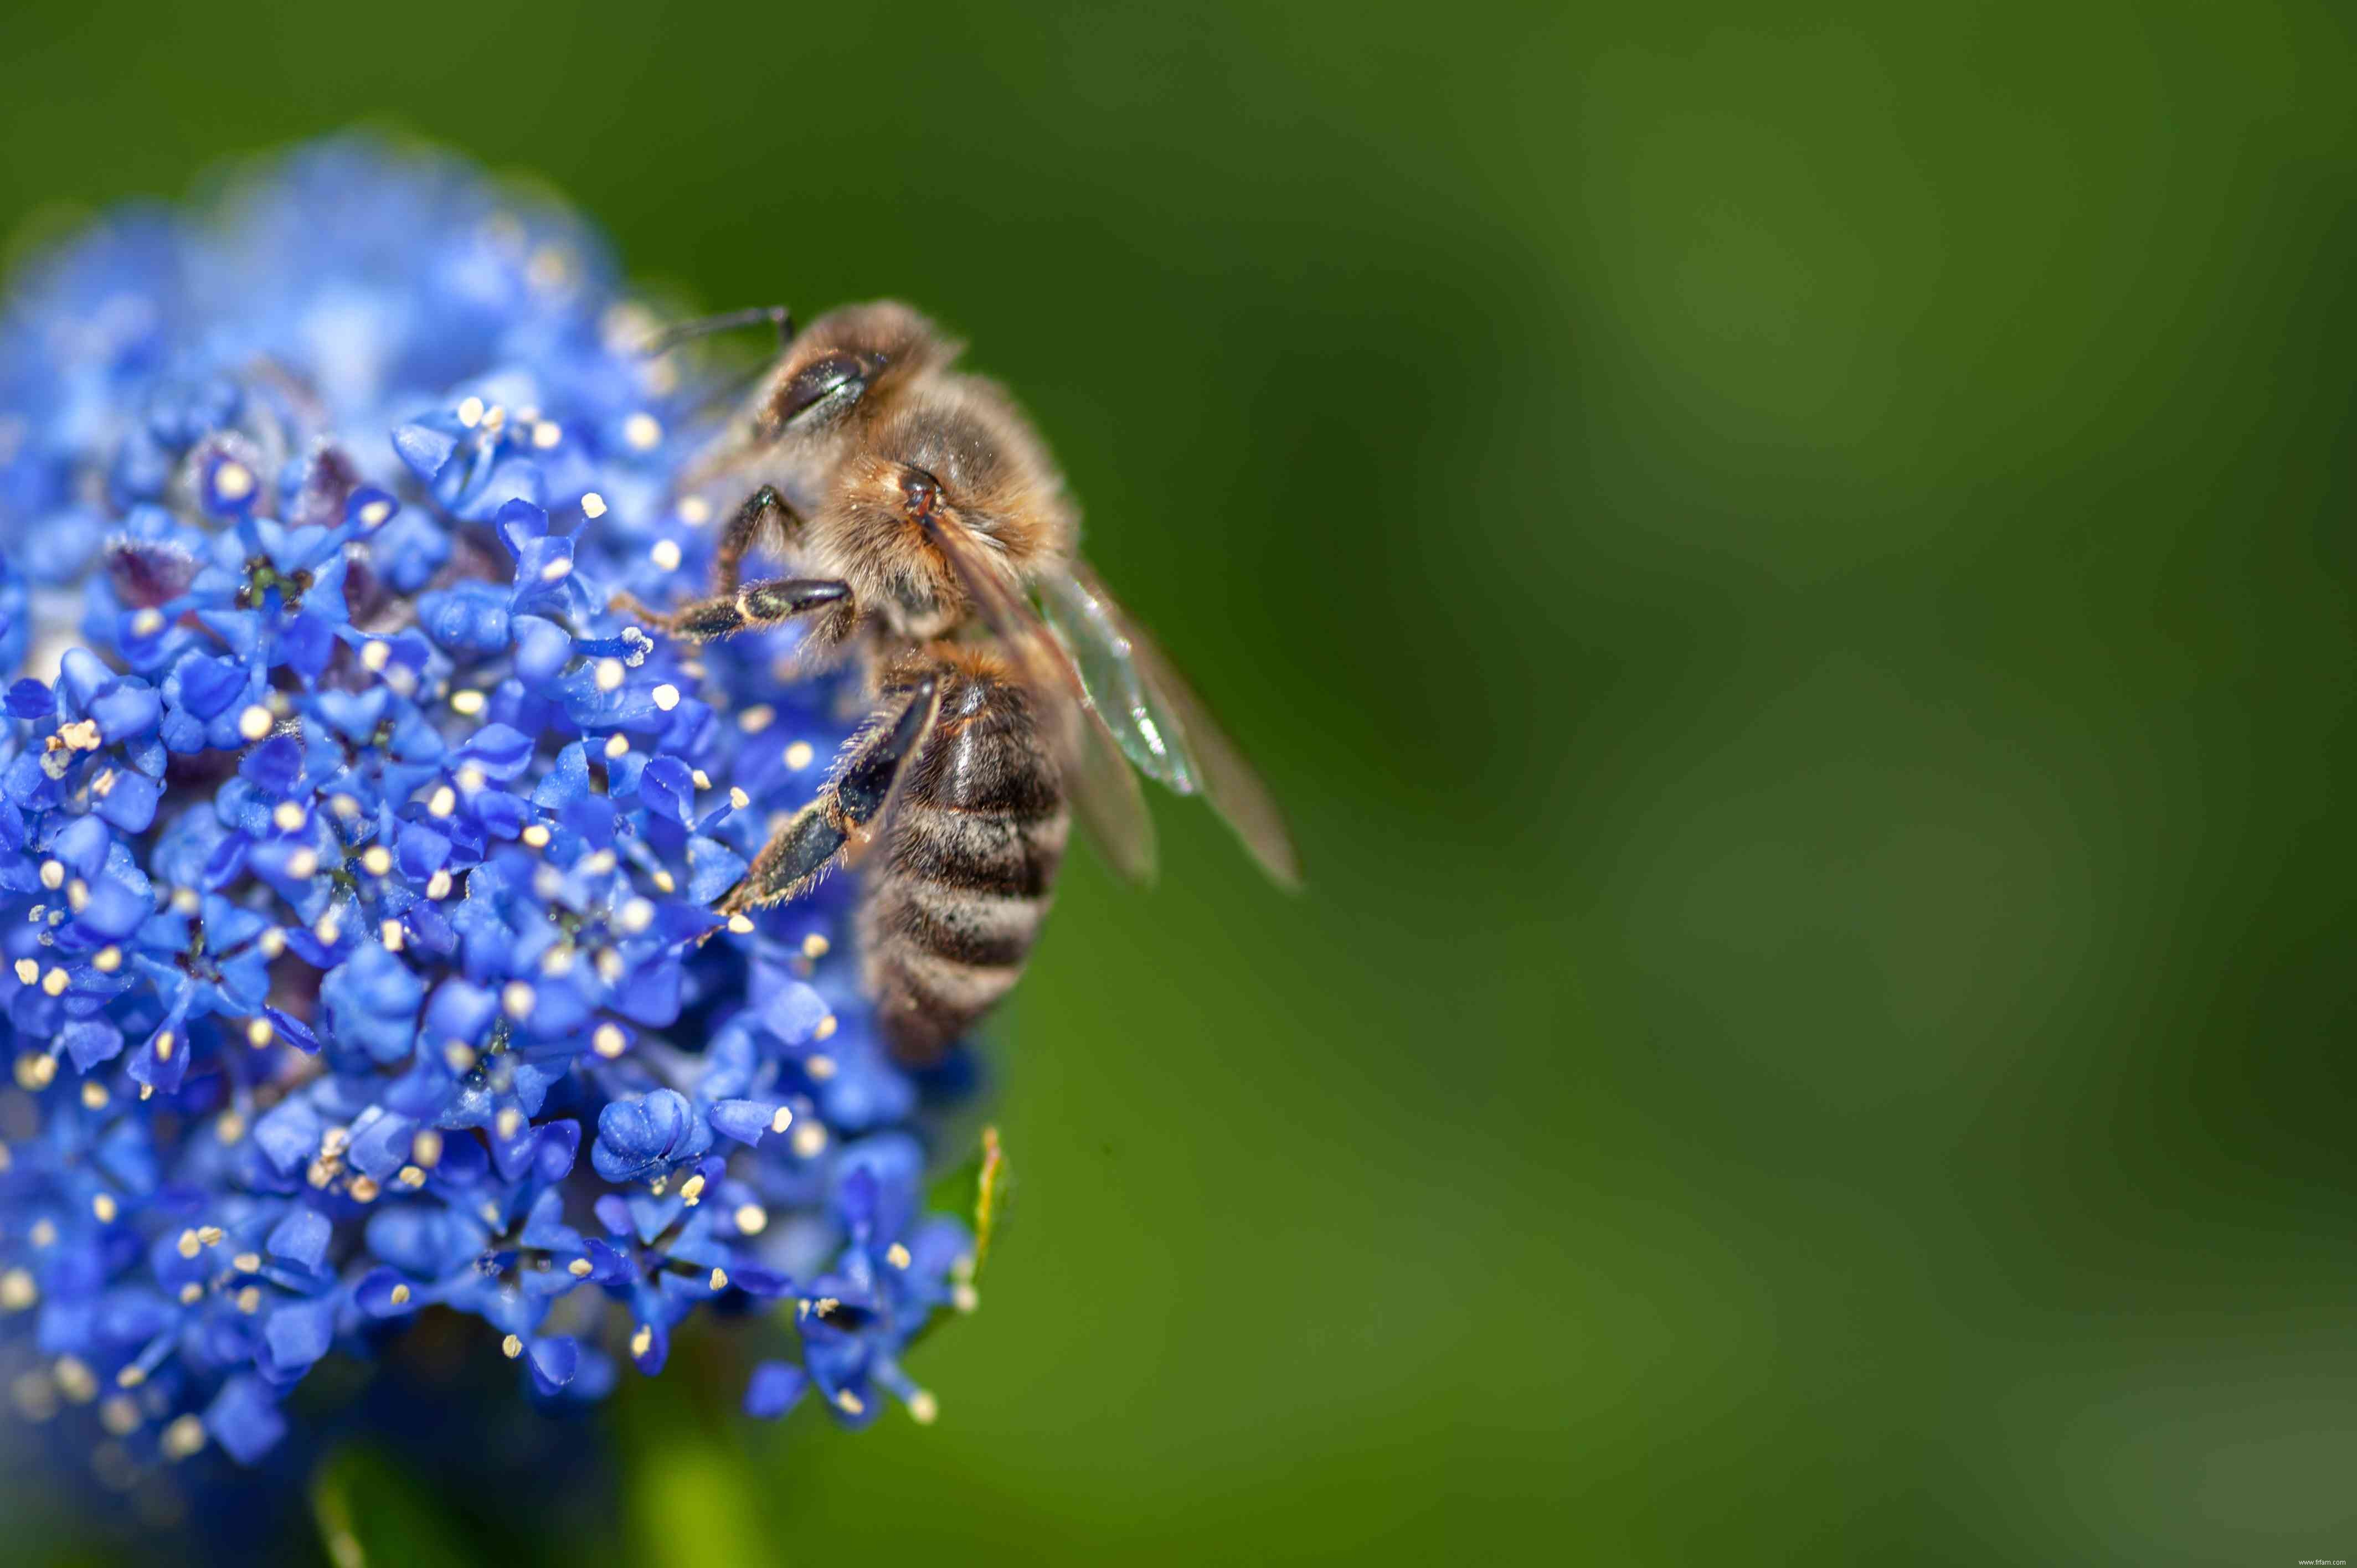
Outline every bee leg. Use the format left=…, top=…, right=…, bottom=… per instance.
left=719, top=676, right=941, bottom=915
left=619, top=576, right=849, bottom=642
left=713, top=483, right=801, bottom=595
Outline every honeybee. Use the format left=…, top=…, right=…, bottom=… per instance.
left=621, top=302, right=1300, bottom=1060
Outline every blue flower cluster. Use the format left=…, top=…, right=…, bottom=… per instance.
left=0, top=138, right=978, bottom=1474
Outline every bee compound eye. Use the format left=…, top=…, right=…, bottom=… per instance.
left=773, top=352, right=867, bottom=426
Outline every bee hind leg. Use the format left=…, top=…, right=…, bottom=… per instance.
left=718, top=675, right=941, bottom=916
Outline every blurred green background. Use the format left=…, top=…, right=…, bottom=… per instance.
left=5, top=1, right=2355, bottom=1562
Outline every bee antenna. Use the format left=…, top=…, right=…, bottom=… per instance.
left=636, top=305, right=795, bottom=357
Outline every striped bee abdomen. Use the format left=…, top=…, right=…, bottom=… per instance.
left=860, top=657, right=1066, bottom=1061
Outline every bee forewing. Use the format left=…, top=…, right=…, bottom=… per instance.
left=1036, top=568, right=1198, bottom=793
left=923, top=515, right=1157, bottom=884
left=1063, top=564, right=1300, bottom=890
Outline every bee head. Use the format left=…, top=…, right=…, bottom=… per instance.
left=750, top=301, right=956, bottom=442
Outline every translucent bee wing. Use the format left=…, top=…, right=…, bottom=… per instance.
left=1036, top=568, right=1198, bottom=793
left=924, top=518, right=1158, bottom=885
left=1049, top=563, right=1300, bottom=890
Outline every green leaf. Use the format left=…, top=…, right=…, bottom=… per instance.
left=925, top=1125, right=1007, bottom=1280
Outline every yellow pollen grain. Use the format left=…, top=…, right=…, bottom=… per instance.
left=446, top=1042, right=477, bottom=1072
left=55, top=1358, right=96, bottom=1404
left=784, top=740, right=814, bottom=771
left=360, top=640, right=390, bottom=673
left=539, top=555, right=572, bottom=582
left=604, top=734, right=630, bottom=761
left=349, top=1175, right=380, bottom=1203
left=624, top=412, right=661, bottom=450
left=502, top=981, right=536, bottom=1018
left=94, top=946, right=121, bottom=973
left=14, top=1054, right=56, bottom=1091
left=237, top=1287, right=261, bottom=1313
left=813, top=1014, right=838, bottom=1042
left=197, top=1225, right=224, bottom=1246
left=162, top=1413, right=206, bottom=1460
left=390, top=1283, right=411, bottom=1306
left=630, top=1324, right=653, bottom=1358
left=382, top=919, right=405, bottom=951
left=38, top=859, right=63, bottom=890
left=678, top=1174, right=705, bottom=1206
left=726, top=914, right=755, bottom=936
left=176, top=1230, right=201, bottom=1259
left=737, top=705, right=774, bottom=734
left=31, top=1219, right=58, bottom=1247
left=690, top=768, right=711, bottom=791
left=153, top=1030, right=175, bottom=1062
left=801, top=932, right=830, bottom=960
left=806, top=1055, right=836, bottom=1081
left=679, top=496, right=712, bottom=526
left=428, top=785, right=456, bottom=817
left=502, top=1334, right=522, bottom=1359
left=313, top=915, right=341, bottom=947
left=131, top=607, right=164, bottom=637
left=259, top=926, right=288, bottom=957
left=362, top=845, right=393, bottom=876
left=769, top=1105, right=794, bottom=1135
left=592, top=1023, right=627, bottom=1059
left=734, top=1204, right=768, bottom=1235
left=285, top=848, right=319, bottom=880
left=271, top=802, right=306, bottom=832
left=426, top=870, right=454, bottom=900
left=40, top=967, right=66, bottom=997
left=729, top=786, right=750, bottom=811
left=238, top=705, right=274, bottom=741
left=651, top=869, right=675, bottom=894
left=91, top=1194, right=117, bottom=1224
left=835, top=1389, right=864, bottom=1416
left=496, top=1107, right=523, bottom=1141
left=522, top=823, right=550, bottom=848
left=582, top=492, right=608, bottom=519
left=457, top=765, right=487, bottom=793
left=213, top=461, right=254, bottom=500
left=532, top=420, right=562, bottom=450
left=568, top=1257, right=593, bottom=1277
left=359, top=498, right=393, bottom=529
left=450, top=689, right=486, bottom=716
left=398, top=1165, right=426, bottom=1188
left=708, top=1267, right=728, bottom=1292
left=178, top=1282, right=203, bottom=1306
left=232, top=1253, right=261, bottom=1275
left=0, top=1270, right=35, bottom=1311
left=217, top=1111, right=245, bottom=1143
left=80, top=1082, right=106, bottom=1110
left=246, top=1018, right=273, bottom=1047
left=457, top=396, right=486, bottom=427
left=413, top=1128, right=444, bottom=1167
left=12, top=958, right=35, bottom=985
left=792, top=1121, right=827, bottom=1158
left=652, top=683, right=680, bottom=711
left=650, top=539, right=681, bottom=571
left=171, top=886, right=202, bottom=915
left=908, top=1390, right=939, bottom=1425
left=887, top=1243, right=912, bottom=1270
